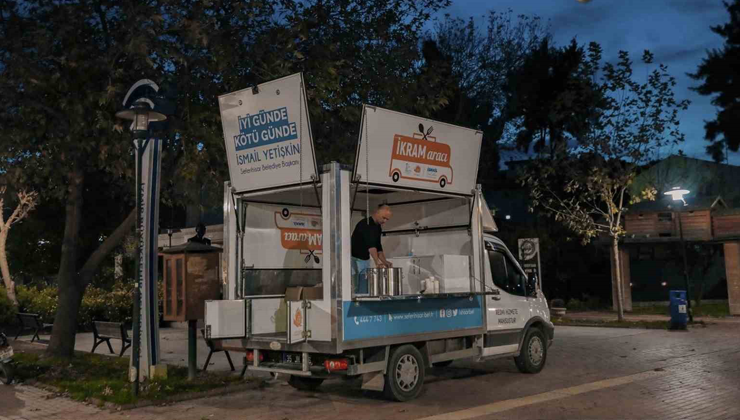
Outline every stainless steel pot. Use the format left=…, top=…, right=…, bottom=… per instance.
left=365, top=268, right=403, bottom=296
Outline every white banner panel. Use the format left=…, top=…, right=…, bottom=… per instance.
left=354, top=106, right=482, bottom=196
left=219, top=73, right=317, bottom=193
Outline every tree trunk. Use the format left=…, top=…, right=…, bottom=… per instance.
left=47, top=168, right=138, bottom=358
left=0, top=229, right=18, bottom=305
left=611, top=236, right=625, bottom=321
left=79, top=208, right=136, bottom=285
left=47, top=169, right=85, bottom=358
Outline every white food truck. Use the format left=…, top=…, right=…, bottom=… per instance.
left=206, top=74, right=554, bottom=401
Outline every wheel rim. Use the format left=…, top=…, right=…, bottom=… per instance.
left=528, top=336, right=544, bottom=366
left=395, top=354, right=419, bottom=391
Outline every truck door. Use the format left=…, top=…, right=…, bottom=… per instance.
left=484, top=241, right=530, bottom=333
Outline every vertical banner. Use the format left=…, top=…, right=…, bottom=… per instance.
left=133, top=138, right=162, bottom=380
left=518, top=238, right=542, bottom=290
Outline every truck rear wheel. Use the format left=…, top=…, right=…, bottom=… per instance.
left=384, top=345, right=425, bottom=402
left=288, top=375, right=324, bottom=391
left=514, top=328, right=547, bottom=374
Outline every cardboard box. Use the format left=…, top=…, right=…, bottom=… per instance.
left=285, top=286, right=324, bottom=301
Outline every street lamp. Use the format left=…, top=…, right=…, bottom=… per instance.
left=664, top=187, right=694, bottom=323
left=116, top=101, right=166, bottom=139
left=116, top=99, right=167, bottom=396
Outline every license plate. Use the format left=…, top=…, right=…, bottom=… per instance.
left=0, top=347, right=13, bottom=361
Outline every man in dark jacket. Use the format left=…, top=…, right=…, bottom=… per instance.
left=187, top=223, right=212, bottom=246
left=351, top=204, right=392, bottom=294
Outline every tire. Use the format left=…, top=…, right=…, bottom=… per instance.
left=514, top=328, right=547, bottom=374
left=392, top=172, right=400, bottom=182
left=288, top=375, right=324, bottom=391
left=439, top=178, right=446, bottom=188
left=0, top=362, right=13, bottom=385
left=432, top=360, right=453, bottom=368
left=384, top=345, right=425, bottom=402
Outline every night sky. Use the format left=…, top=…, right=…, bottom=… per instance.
left=445, top=0, right=735, bottom=165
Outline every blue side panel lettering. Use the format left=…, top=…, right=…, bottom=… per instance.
left=343, top=296, right=483, bottom=341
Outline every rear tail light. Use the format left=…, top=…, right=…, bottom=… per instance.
left=324, top=359, right=348, bottom=371
left=246, top=351, right=264, bottom=362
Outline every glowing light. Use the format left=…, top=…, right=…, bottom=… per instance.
left=664, top=187, right=690, bottom=206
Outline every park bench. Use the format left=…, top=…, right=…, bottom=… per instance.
left=201, top=329, right=235, bottom=372
left=15, top=313, right=53, bottom=343
left=91, top=321, right=131, bottom=357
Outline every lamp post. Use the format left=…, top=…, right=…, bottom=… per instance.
left=664, top=187, right=694, bottom=323
left=116, top=100, right=166, bottom=396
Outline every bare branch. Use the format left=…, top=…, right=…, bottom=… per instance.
left=4, top=190, right=39, bottom=228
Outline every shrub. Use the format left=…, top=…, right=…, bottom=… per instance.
left=550, top=298, right=565, bottom=308
left=15, top=280, right=162, bottom=329
left=566, top=294, right=604, bottom=311
left=101, top=281, right=136, bottom=326
left=0, top=286, right=18, bottom=326
left=566, top=298, right=586, bottom=311
left=16, top=285, right=58, bottom=323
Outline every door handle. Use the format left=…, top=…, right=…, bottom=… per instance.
left=490, top=296, right=501, bottom=301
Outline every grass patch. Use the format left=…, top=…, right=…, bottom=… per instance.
left=631, top=303, right=729, bottom=318
left=12, top=351, right=253, bottom=406
left=552, top=317, right=671, bottom=329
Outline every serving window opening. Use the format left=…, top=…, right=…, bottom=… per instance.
left=349, top=182, right=479, bottom=299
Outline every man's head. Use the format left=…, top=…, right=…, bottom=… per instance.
left=373, top=204, right=392, bottom=226
left=195, top=223, right=206, bottom=238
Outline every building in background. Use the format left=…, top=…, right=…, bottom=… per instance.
left=621, top=155, right=740, bottom=315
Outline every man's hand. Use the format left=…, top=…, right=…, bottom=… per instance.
left=376, top=261, right=387, bottom=269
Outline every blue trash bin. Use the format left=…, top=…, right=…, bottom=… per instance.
left=669, top=290, right=688, bottom=330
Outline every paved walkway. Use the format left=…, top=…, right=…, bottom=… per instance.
left=563, top=310, right=740, bottom=324
left=2, top=323, right=739, bottom=419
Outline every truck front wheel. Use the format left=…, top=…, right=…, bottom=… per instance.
left=288, top=375, right=324, bottom=391
left=514, top=328, right=547, bottom=374
left=384, top=345, right=425, bottom=401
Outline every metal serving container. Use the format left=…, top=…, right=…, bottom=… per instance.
left=366, top=268, right=403, bottom=296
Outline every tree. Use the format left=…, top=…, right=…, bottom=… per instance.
left=0, top=0, right=171, bottom=356
left=689, top=0, right=740, bottom=162
left=520, top=45, right=689, bottom=320
left=0, top=187, right=39, bottom=305
left=247, top=0, right=453, bottom=166
left=0, top=0, right=452, bottom=357
left=431, top=10, right=550, bottom=181
left=504, top=39, right=602, bottom=159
